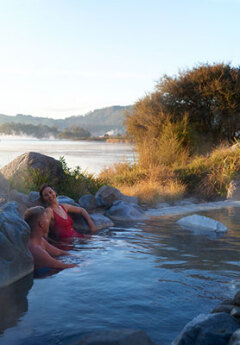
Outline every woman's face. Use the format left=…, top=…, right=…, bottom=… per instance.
left=42, top=186, right=57, bottom=204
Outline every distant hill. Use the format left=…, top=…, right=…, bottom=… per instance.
left=0, top=105, right=132, bottom=136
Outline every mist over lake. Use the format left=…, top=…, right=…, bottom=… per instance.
left=0, top=136, right=135, bottom=175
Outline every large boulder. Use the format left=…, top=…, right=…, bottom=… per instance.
left=105, top=200, right=145, bottom=221
left=172, top=313, right=240, bottom=345
left=57, top=195, right=78, bottom=206
left=70, top=212, right=114, bottom=234
left=227, top=179, right=240, bottom=200
left=0, top=171, right=9, bottom=205
left=63, top=329, right=155, bottom=345
left=229, top=328, right=240, bottom=345
left=0, top=152, right=65, bottom=185
left=95, top=185, right=138, bottom=208
left=177, top=214, right=228, bottom=232
left=0, top=202, right=33, bottom=288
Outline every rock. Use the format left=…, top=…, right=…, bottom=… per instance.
left=174, top=198, right=198, bottom=206
left=95, top=185, right=137, bottom=208
left=0, top=152, right=65, bottom=185
left=70, top=213, right=114, bottom=234
left=227, top=180, right=240, bottom=200
left=155, top=202, right=170, bottom=208
left=231, top=307, right=240, bottom=319
left=9, top=190, right=34, bottom=216
left=171, top=313, right=240, bottom=345
left=105, top=200, right=145, bottom=221
left=78, top=194, right=98, bottom=211
left=211, top=304, right=233, bottom=314
left=28, top=191, right=41, bottom=203
left=57, top=195, right=78, bottom=206
left=177, top=214, right=228, bottom=232
left=0, top=202, right=33, bottom=288
left=233, top=292, right=240, bottom=306
left=65, top=329, right=155, bottom=345
left=229, top=328, right=240, bottom=345
left=0, top=171, right=9, bottom=204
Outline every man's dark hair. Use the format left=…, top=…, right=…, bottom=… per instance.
left=23, top=206, right=46, bottom=231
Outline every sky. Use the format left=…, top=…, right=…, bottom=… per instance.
left=0, top=0, right=239, bottom=119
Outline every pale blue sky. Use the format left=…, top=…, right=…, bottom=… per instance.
left=0, top=0, right=239, bottom=119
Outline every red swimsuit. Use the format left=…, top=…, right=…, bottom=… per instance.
left=51, top=205, right=83, bottom=239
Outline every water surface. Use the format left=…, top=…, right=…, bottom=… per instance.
left=1, top=206, right=240, bottom=345
left=0, top=137, right=134, bottom=174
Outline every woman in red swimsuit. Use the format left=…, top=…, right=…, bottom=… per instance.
left=39, top=184, right=97, bottom=240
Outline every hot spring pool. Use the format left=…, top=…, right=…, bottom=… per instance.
left=1, top=206, right=240, bottom=345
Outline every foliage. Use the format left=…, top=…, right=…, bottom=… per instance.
left=0, top=122, right=59, bottom=138
left=176, top=145, right=240, bottom=199
left=57, top=126, right=90, bottom=139
left=9, top=156, right=103, bottom=200
left=127, top=63, right=240, bottom=162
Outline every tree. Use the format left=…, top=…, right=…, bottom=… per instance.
left=127, top=63, right=240, bottom=151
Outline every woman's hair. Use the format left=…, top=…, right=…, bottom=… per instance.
left=23, top=206, right=46, bottom=231
left=39, top=183, right=53, bottom=201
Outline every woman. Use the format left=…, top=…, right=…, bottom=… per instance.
left=39, top=183, right=97, bottom=240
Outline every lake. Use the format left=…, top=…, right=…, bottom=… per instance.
left=0, top=136, right=135, bottom=174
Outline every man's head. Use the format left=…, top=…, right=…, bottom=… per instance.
left=23, top=206, right=51, bottom=236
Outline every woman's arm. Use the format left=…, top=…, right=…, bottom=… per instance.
left=62, top=204, right=97, bottom=233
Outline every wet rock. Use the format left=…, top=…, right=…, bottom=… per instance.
left=211, top=304, right=233, bottom=314
left=67, top=329, right=155, bottom=345
left=70, top=213, right=113, bottom=234
left=227, top=179, right=240, bottom=201
left=229, top=328, right=240, bottom=345
left=231, top=307, right=240, bottom=319
left=177, top=214, right=228, bottom=232
left=233, top=292, right=240, bottom=306
left=0, top=202, right=33, bottom=288
left=0, top=151, right=65, bottom=185
left=28, top=191, right=41, bottom=203
left=171, top=313, right=240, bottom=345
left=78, top=194, right=97, bottom=211
left=105, top=200, right=145, bottom=221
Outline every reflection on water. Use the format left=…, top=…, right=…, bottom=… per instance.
left=0, top=273, right=33, bottom=334
left=0, top=137, right=134, bottom=174
left=1, top=207, right=240, bottom=345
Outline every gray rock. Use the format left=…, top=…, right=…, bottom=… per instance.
left=70, top=213, right=114, bottom=234
left=211, top=304, right=233, bottom=314
left=68, top=329, right=155, bottom=345
left=0, top=151, right=65, bottom=185
left=177, top=214, right=228, bottom=232
left=95, top=185, right=136, bottom=208
left=57, top=195, right=78, bottom=206
left=28, top=191, right=41, bottom=203
left=229, top=328, right=240, bottom=345
left=78, top=194, right=97, bottom=210
left=227, top=180, right=240, bottom=201
left=233, top=292, right=240, bottom=306
left=171, top=313, right=240, bottom=345
left=0, top=202, right=33, bottom=288
left=105, top=200, right=145, bottom=221
left=9, top=190, right=33, bottom=216
left=231, top=307, right=240, bottom=319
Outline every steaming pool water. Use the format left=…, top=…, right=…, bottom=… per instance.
left=1, top=206, right=240, bottom=345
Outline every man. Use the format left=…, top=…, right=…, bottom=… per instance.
left=23, top=206, right=78, bottom=270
